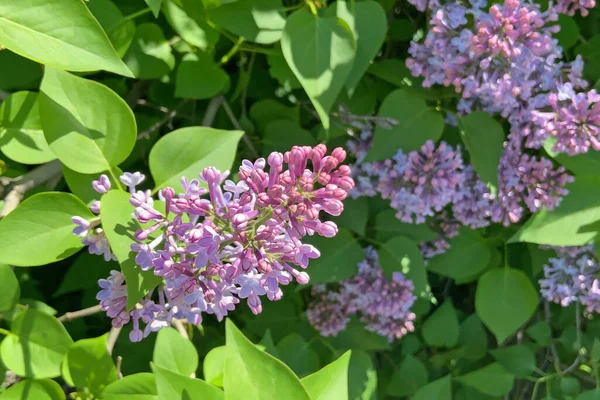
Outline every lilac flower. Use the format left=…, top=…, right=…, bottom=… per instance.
left=555, top=0, right=596, bottom=15
left=375, top=141, right=464, bottom=223
left=540, top=246, right=600, bottom=312
left=451, top=166, right=493, bottom=228
left=83, top=145, right=355, bottom=340
left=532, top=84, right=600, bottom=155
left=120, top=172, right=146, bottom=193
left=92, top=175, right=111, bottom=194
left=307, top=247, right=416, bottom=341
left=491, top=137, right=572, bottom=225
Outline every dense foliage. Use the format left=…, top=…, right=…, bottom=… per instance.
left=1, top=0, right=600, bottom=399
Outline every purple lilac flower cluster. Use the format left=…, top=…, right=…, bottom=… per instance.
left=73, top=145, right=354, bottom=341
left=406, top=0, right=599, bottom=156
left=539, top=245, right=600, bottom=313
left=306, top=246, right=416, bottom=341
left=348, top=131, right=571, bottom=232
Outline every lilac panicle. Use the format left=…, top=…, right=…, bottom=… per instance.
left=79, top=145, right=355, bottom=341
left=307, top=246, right=416, bottom=341
left=406, top=0, right=598, bottom=157
left=540, top=245, right=600, bottom=313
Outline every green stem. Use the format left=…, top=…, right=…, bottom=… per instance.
left=107, top=166, right=124, bottom=192
left=123, top=8, right=152, bottom=21
left=220, top=38, right=245, bottom=65
left=238, top=45, right=279, bottom=56
left=0, top=327, right=11, bottom=336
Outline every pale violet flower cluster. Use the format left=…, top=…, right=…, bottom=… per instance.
left=307, top=246, right=416, bottom=341
left=72, top=145, right=354, bottom=341
left=407, top=0, right=599, bottom=156
left=348, top=131, right=572, bottom=232
left=540, top=245, right=600, bottom=313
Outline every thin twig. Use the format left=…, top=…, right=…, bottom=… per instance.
left=0, top=160, right=63, bottom=217
left=201, top=97, right=224, bottom=127
left=137, top=101, right=188, bottom=140
left=544, top=300, right=563, bottom=373
left=544, top=300, right=584, bottom=376
left=172, top=319, right=189, bottom=340
left=116, top=356, right=123, bottom=379
left=107, top=326, right=122, bottom=355
left=126, top=81, right=149, bottom=109
left=219, top=95, right=259, bottom=158
left=58, top=304, right=103, bottom=322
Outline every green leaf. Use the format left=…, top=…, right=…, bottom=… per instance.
left=458, top=112, right=505, bottom=193
left=153, top=327, right=199, bottom=377
left=387, top=354, right=428, bottom=397
left=305, top=228, right=363, bottom=284
left=62, top=334, right=117, bottom=396
left=413, top=375, right=452, bottom=400
left=527, top=321, right=552, bottom=346
left=62, top=165, right=123, bottom=205
left=101, top=190, right=162, bottom=310
left=87, top=0, right=136, bottom=57
left=259, top=329, right=279, bottom=357
left=0, top=91, right=56, bottom=164
left=427, top=227, right=492, bottom=283
left=249, top=98, right=299, bottom=132
left=203, top=346, right=226, bottom=387
left=267, top=47, right=302, bottom=89
left=509, top=176, right=600, bottom=246
left=103, top=373, right=158, bottom=400
left=301, top=351, right=351, bottom=400
left=333, top=197, right=368, bottom=236
left=475, top=268, right=538, bottom=344
left=276, top=333, right=320, bottom=377
left=490, top=345, right=536, bottom=377
left=364, top=89, right=444, bottom=161
left=0, top=50, right=42, bottom=91
left=0, top=192, right=93, bottom=266
left=556, top=15, right=579, bottom=49
left=209, top=0, right=286, bottom=44
left=152, top=363, right=224, bottom=400
left=262, top=120, right=317, bottom=155
left=422, top=301, right=460, bottom=348
left=164, top=0, right=219, bottom=49
left=149, top=127, right=243, bottom=191
left=0, top=0, right=132, bottom=76
left=544, top=136, right=600, bottom=176
left=0, top=309, right=73, bottom=378
left=374, top=209, right=438, bottom=242
left=145, top=0, right=163, bottom=17
left=1, top=379, right=65, bottom=400
left=366, top=59, right=411, bottom=88
left=39, top=68, right=136, bottom=174
left=577, top=389, right=600, bottom=400
left=456, top=363, right=514, bottom=397
left=124, top=23, right=175, bottom=80
left=331, top=1, right=386, bottom=95
left=281, top=8, right=355, bottom=129
left=0, top=264, right=19, bottom=313
left=561, top=377, right=581, bottom=396
left=378, top=236, right=427, bottom=294
left=347, top=350, right=377, bottom=400
left=224, top=319, right=311, bottom=400
left=54, top=252, right=116, bottom=298
left=176, top=52, right=230, bottom=99
left=459, top=315, right=488, bottom=361
left=325, top=318, right=391, bottom=351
